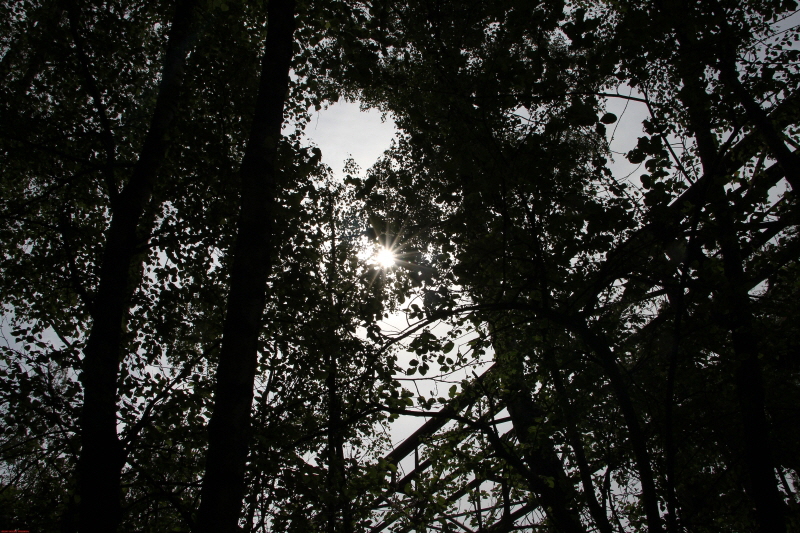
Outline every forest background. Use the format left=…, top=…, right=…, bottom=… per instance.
left=1, top=0, right=799, bottom=532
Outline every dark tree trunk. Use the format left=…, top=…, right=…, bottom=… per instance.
left=547, top=353, right=614, bottom=533
left=712, top=189, right=787, bottom=533
left=326, top=346, right=347, bottom=533
left=504, top=389, right=589, bottom=533
left=75, top=2, right=199, bottom=531
left=579, top=327, right=664, bottom=533
left=324, top=208, right=352, bottom=533
left=194, top=1, right=296, bottom=531
left=661, top=3, right=787, bottom=528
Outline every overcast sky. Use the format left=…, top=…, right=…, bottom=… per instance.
left=304, top=100, right=398, bottom=179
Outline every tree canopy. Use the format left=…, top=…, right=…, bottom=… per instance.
left=1, top=0, right=799, bottom=532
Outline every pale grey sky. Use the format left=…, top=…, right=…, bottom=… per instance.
left=305, top=100, right=398, bottom=179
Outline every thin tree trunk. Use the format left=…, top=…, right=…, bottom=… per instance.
left=326, top=345, right=346, bottom=533
left=194, top=1, right=296, bottom=531
left=578, top=326, right=664, bottom=533
left=75, top=2, right=199, bottom=531
left=664, top=289, right=684, bottom=533
left=324, top=201, right=351, bottom=533
left=711, top=4, right=800, bottom=192
left=547, top=353, right=614, bottom=533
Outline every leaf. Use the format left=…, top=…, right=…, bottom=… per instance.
left=600, top=112, right=617, bottom=124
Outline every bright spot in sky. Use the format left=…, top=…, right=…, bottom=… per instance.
left=375, top=248, right=395, bottom=268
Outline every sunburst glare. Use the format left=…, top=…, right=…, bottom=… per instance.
left=375, top=247, right=396, bottom=268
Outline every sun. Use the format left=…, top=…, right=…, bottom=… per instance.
left=375, top=247, right=396, bottom=268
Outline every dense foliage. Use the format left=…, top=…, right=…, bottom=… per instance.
left=1, top=0, right=798, bottom=532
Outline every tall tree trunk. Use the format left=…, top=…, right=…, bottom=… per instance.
left=194, top=1, right=296, bottom=531
left=75, top=2, right=199, bottom=531
left=712, top=188, right=786, bottom=533
left=324, top=203, right=352, bottom=533
left=661, top=2, right=787, bottom=528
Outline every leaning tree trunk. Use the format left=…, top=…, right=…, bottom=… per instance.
left=194, top=1, right=296, bottom=531
left=74, top=1, right=199, bottom=531
left=490, top=325, right=589, bottom=533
